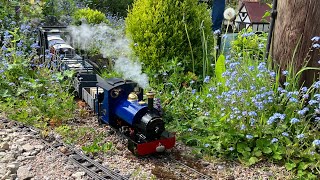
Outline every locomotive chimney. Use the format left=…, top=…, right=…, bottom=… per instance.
left=146, top=91, right=156, bottom=111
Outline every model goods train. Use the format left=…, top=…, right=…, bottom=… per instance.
left=37, top=26, right=175, bottom=155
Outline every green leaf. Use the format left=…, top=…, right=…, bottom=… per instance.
left=16, top=88, right=29, bottom=96
left=56, top=72, right=64, bottom=81
left=237, top=142, right=247, bottom=153
left=298, top=162, right=309, bottom=170
left=63, top=70, right=75, bottom=78
left=215, top=54, right=226, bottom=87
left=272, top=153, right=282, bottom=160
left=262, top=147, right=272, bottom=154
left=285, top=162, right=296, bottom=170
left=262, top=11, right=271, bottom=19
left=254, top=150, right=262, bottom=157
left=248, top=156, right=259, bottom=165
left=256, top=138, right=268, bottom=149
left=0, top=90, right=11, bottom=98
left=245, top=146, right=251, bottom=152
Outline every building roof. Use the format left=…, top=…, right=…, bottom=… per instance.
left=242, top=2, right=271, bottom=23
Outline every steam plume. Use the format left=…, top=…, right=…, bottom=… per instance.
left=67, top=23, right=149, bottom=88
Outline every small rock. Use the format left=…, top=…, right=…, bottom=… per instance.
left=226, top=175, right=235, bottom=180
left=0, top=142, right=10, bottom=150
left=63, top=165, right=74, bottom=170
left=17, top=166, right=34, bottom=180
left=0, top=163, right=7, bottom=175
left=10, top=145, right=23, bottom=154
left=34, top=145, right=44, bottom=150
left=0, top=153, right=15, bottom=163
left=265, top=171, right=274, bottom=177
left=22, top=144, right=34, bottom=152
left=30, top=150, right=40, bottom=156
left=2, top=137, right=10, bottom=141
left=22, top=135, right=33, bottom=139
left=71, top=171, right=86, bottom=179
left=8, top=132, right=19, bottom=138
left=202, top=161, right=210, bottom=167
left=114, top=169, right=120, bottom=173
left=16, top=137, right=28, bottom=144
left=45, top=156, right=54, bottom=162
left=17, top=156, right=26, bottom=162
left=116, top=142, right=125, bottom=151
left=2, top=170, right=11, bottom=179
left=5, top=129, right=14, bottom=133
left=217, top=165, right=225, bottom=170
left=10, top=173, right=17, bottom=179
left=0, top=131, right=7, bottom=136
left=7, top=162, right=19, bottom=173
left=58, top=146, right=68, bottom=154
left=22, top=151, right=32, bottom=156
left=23, top=156, right=36, bottom=161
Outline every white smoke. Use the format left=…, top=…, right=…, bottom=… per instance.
left=67, top=23, right=149, bottom=88
left=114, top=56, right=149, bottom=89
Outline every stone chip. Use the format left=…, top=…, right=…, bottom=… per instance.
left=71, top=171, right=86, bottom=179
left=22, top=144, right=34, bottom=152
left=0, top=142, right=10, bottom=150
left=7, top=162, right=19, bottom=173
left=17, top=166, right=34, bottom=180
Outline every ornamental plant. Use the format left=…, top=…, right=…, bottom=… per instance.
left=0, top=5, right=76, bottom=128
left=126, top=0, right=213, bottom=77
left=161, top=30, right=320, bottom=178
left=73, top=8, right=109, bottom=25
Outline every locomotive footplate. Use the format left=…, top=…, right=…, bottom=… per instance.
left=128, top=131, right=176, bottom=156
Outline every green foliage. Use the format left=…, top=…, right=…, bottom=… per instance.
left=55, top=125, right=101, bottom=144
left=126, top=0, right=213, bottom=77
left=0, top=6, right=76, bottom=128
left=42, top=0, right=76, bottom=25
left=159, top=29, right=320, bottom=177
left=214, top=54, right=226, bottom=88
left=78, top=0, right=134, bottom=17
left=73, top=8, right=109, bottom=25
left=82, top=141, right=113, bottom=154
left=231, top=28, right=267, bottom=59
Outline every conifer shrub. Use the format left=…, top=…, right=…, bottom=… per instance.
left=73, top=8, right=108, bottom=25
left=126, top=0, right=213, bottom=77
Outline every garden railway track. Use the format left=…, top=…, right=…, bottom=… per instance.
left=0, top=118, right=128, bottom=180
left=1, top=118, right=214, bottom=180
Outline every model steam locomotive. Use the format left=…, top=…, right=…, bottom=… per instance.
left=37, top=26, right=175, bottom=155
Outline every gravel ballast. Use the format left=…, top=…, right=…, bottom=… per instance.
left=1, top=110, right=295, bottom=179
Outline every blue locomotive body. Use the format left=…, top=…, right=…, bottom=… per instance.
left=96, top=77, right=146, bottom=125
left=95, top=76, right=167, bottom=143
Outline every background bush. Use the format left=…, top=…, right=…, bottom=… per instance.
left=73, top=8, right=108, bottom=25
left=76, top=0, right=134, bottom=17
left=126, top=0, right=213, bottom=79
left=42, top=0, right=76, bottom=25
